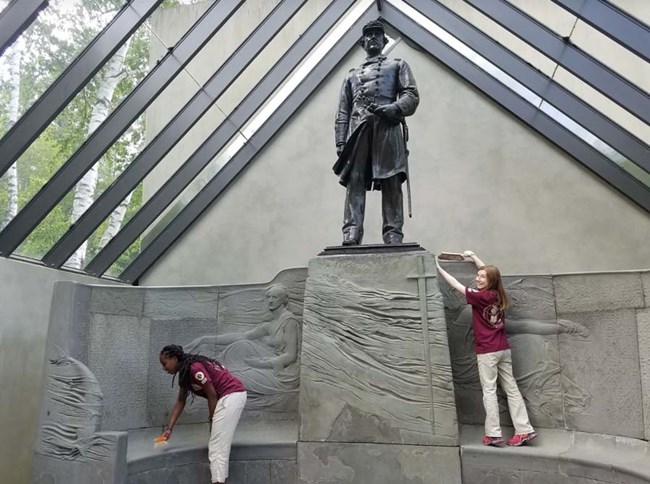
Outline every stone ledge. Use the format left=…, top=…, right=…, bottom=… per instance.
left=460, top=425, right=650, bottom=483
left=126, top=420, right=298, bottom=476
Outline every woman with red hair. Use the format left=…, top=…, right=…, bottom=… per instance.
left=436, top=251, right=537, bottom=447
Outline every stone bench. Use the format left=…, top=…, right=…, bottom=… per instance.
left=126, top=420, right=298, bottom=484
left=460, top=425, right=650, bottom=483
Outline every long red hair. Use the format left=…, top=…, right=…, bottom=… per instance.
left=480, top=265, right=509, bottom=311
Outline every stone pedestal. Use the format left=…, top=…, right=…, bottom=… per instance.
left=297, top=248, right=461, bottom=483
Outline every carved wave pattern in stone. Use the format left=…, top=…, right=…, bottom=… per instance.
left=302, top=275, right=456, bottom=443
left=38, top=355, right=113, bottom=461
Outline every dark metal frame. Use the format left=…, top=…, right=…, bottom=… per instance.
left=404, top=0, right=650, bottom=172
left=464, top=0, right=650, bottom=125
left=0, top=0, right=49, bottom=57
left=550, top=0, right=650, bottom=63
left=86, top=0, right=361, bottom=278
left=0, top=0, right=164, bottom=178
left=0, top=0, right=245, bottom=256
left=119, top=7, right=378, bottom=283
left=381, top=3, right=650, bottom=209
left=43, top=0, right=311, bottom=268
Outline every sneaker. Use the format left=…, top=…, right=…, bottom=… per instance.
left=482, top=435, right=504, bottom=446
left=507, top=431, right=538, bottom=446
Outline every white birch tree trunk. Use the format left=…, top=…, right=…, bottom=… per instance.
left=98, top=190, right=133, bottom=250
left=3, top=38, right=24, bottom=229
left=67, top=41, right=130, bottom=269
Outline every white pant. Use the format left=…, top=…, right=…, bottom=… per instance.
left=209, top=391, right=247, bottom=483
left=477, top=349, right=534, bottom=437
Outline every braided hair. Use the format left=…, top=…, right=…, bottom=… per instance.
left=160, top=344, right=223, bottom=394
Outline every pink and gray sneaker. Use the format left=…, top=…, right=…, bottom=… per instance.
left=482, top=435, right=505, bottom=446
left=507, top=431, right=538, bottom=446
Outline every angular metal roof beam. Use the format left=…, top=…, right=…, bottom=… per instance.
left=0, top=0, right=49, bottom=57
left=550, top=0, right=650, bottom=63
left=0, top=0, right=164, bottom=178
left=43, top=0, right=309, bottom=268
left=382, top=1, right=650, bottom=211
left=118, top=8, right=378, bottom=283
left=404, top=0, right=650, bottom=172
left=0, top=0, right=245, bottom=256
left=464, top=0, right=650, bottom=125
left=85, top=0, right=362, bottom=278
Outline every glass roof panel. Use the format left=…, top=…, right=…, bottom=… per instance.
left=608, top=0, right=650, bottom=25
left=571, top=20, right=650, bottom=94
left=0, top=8, right=168, bottom=232
left=436, top=0, right=559, bottom=77
left=390, top=0, right=650, bottom=185
left=0, top=0, right=126, bottom=139
left=553, top=66, right=650, bottom=143
left=506, top=0, right=577, bottom=37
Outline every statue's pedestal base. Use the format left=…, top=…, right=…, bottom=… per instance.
left=298, top=247, right=461, bottom=483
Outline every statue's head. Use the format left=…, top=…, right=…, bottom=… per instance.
left=360, top=20, right=388, bottom=56
left=266, top=284, right=289, bottom=311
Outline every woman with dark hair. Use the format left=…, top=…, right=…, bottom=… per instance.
left=435, top=251, right=537, bottom=447
left=159, top=344, right=246, bottom=484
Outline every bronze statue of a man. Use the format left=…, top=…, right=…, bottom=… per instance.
left=333, top=20, right=419, bottom=245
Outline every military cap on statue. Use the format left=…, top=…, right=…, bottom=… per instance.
left=361, top=20, right=389, bottom=43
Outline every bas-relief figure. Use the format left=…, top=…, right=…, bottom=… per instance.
left=185, top=284, right=301, bottom=413
left=440, top=279, right=592, bottom=426
left=333, top=20, right=419, bottom=245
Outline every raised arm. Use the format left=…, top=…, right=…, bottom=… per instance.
left=463, top=250, right=485, bottom=269
left=435, top=257, right=467, bottom=294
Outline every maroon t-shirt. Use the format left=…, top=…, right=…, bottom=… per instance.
left=189, top=360, right=245, bottom=399
left=465, top=288, right=510, bottom=354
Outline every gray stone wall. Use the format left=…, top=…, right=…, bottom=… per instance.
left=0, top=258, right=119, bottom=484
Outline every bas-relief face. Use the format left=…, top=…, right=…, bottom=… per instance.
left=159, top=354, right=179, bottom=375
left=362, top=29, right=386, bottom=57
left=476, top=269, right=488, bottom=290
left=266, top=286, right=288, bottom=311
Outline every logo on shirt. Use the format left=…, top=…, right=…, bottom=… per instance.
left=194, top=371, right=207, bottom=384
left=482, top=303, right=504, bottom=328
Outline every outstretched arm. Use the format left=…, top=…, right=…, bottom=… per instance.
left=435, top=257, right=467, bottom=294
left=463, top=250, right=485, bottom=269
left=185, top=323, right=270, bottom=353
left=163, top=388, right=188, bottom=439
